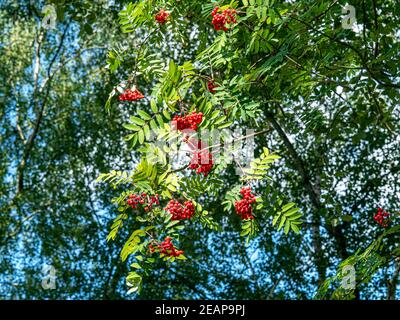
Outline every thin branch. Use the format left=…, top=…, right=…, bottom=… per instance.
left=266, top=111, right=327, bottom=285
left=32, top=28, right=44, bottom=114
left=170, top=164, right=190, bottom=174
left=15, top=123, right=26, bottom=144
left=241, top=246, right=266, bottom=299
left=267, top=113, right=320, bottom=209
left=267, top=273, right=284, bottom=299
left=16, top=23, right=77, bottom=194
left=372, top=0, right=379, bottom=57
left=290, top=15, right=400, bottom=89
left=387, top=258, right=400, bottom=300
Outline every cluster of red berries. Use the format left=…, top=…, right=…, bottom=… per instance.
left=374, top=207, right=390, bottom=227
left=119, top=88, right=145, bottom=101
left=127, top=193, right=160, bottom=212
left=172, top=112, right=203, bottom=131
left=189, top=150, right=214, bottom=176
left=150, top=237, right=184, bottom=257
left=165, top=199, right=195, bottom=220
left=207, top=80, right=218, bottom=94
left=211, top=7, right=237, bottom=31
left=234, top=187, right=256, bottom=220
left=155, top=9, right=169, bottom=24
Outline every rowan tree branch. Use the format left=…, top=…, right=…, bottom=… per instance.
left=267, top=108, right=359, bottom=296
left=266, top=111, right=327, bottom=285
left=267, top=113, right=321, bottom=209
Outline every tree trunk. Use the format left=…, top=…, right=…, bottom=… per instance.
left=387, top=258, right=400, bottom=300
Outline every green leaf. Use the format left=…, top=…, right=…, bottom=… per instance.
left=144, top=125, right=151, bottom=140
left=284, top=207, right=300, bottom=216
left=218, top=121, right=234, bottom=129
left=150, top=119, right=158, bottom=130
left=138, top=129, right=145, bottom=144
left=130, top=116, right=145, bottom=126
left=131, top=263, right=141, bottom=269
left=272, top=214, right=280, bottom=226
left=213, top=115, right=227, bottom=125
left=210, top=110, right=221, bottom=120
left=277, top=215, right=286, bottom=231
left=123, top=123, right=141, bottom=131
left=138, top=110, right=152, bottom=120
left=291, top=224, right=300, bottom=234
left=166, top=220, right=180, bottom=229
left=284, top=220, right=291, bottom=234
left=162, top=109, right=171, bottom=120
left=156, top=114, right=164, bottom=127
left=342, top=215, right=353, bottom=222
left=150, top=100, right=158, bottom=113
left=282, top=202, right=296, bottom=212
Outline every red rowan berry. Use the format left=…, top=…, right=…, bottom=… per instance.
left=374, top=207, right=390, bottom=227
left=126, top=193, right=160, bottom=211
left=211, top=7, right=237, bottom=31
left=234, top=187, right=256, bottom=220
left=207, top=80, right=218, bottom=93
left=119, top=87, right=145, bottom=101
left=155, top=9, right=169, bottom=24
left=189, top=150, right=213, bottom=176
left=157, top=237, right=184, bottom=257
left=172, top=112, right=203, bottom=131
left=165, top=199, right=195, bottom=220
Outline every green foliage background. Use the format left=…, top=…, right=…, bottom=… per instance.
left=0, top=0, right=399, bottom=300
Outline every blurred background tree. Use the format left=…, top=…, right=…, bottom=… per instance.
left=0, top=0, right=399, bottom=300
